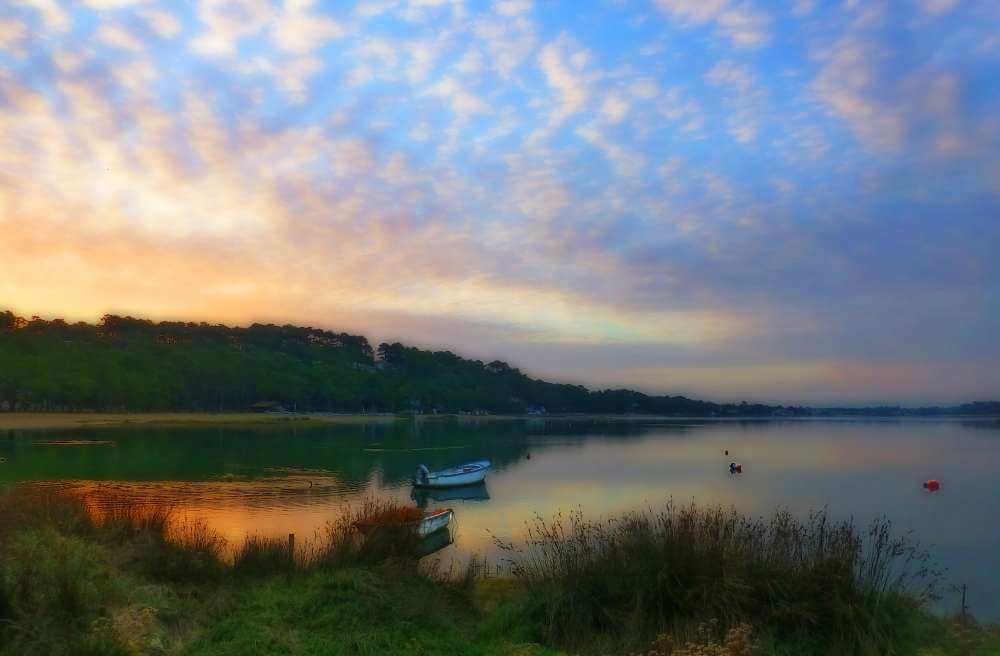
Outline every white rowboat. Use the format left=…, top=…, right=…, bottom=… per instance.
left=353, top=507, right=454, bottom=538
left=416, top=508, right=453, bottom=537
left=413, top=460, right=491, bottom=488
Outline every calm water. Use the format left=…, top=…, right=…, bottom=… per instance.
left=2, top=418, right=998, bottom=618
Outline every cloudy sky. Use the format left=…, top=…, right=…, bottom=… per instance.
left=1, top=0, right=998, bottom=404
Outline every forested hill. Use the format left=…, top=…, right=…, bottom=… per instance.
left=0, top=310, right=997, bottom=417
left=0, top=311, right=728, bottom=414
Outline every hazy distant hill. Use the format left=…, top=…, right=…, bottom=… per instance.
left=0, top=310, right=996, bottom=417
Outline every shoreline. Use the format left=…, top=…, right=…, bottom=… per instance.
left=0, top=412, right=399, bottom=431
left=1, top=411, right=997, bottom=431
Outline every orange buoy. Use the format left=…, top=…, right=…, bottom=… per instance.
left=923, top=479, right=940, bottom=492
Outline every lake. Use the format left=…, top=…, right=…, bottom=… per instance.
left=2, top=417, right=998, bottom=619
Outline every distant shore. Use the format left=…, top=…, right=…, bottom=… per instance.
left=0, top=412, right=400, bottom=430
left=2, top=411, right=998, bottom=431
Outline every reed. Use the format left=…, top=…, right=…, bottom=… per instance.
left=494, top=502, right=939, bottom=652
left=307, top=496, right=425, bottom=569
left=0, top=486, right=92, bottom=539
left=232, top=535, right=296, bottom=577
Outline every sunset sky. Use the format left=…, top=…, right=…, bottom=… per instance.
left=1, top=0, right=998, bottom=404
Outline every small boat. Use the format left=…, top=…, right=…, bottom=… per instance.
left=413, top=460, right=491, bottom=488
left=412, top=482, right=490, bottom=507
left=353, top=507, right=454, bottom=538
left=415, top=525, right=454, bottom=558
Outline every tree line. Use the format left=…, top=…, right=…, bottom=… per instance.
left=0, top=310, right=996, bottom=416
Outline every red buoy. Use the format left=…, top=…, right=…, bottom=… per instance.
left=735, top=464, right=743, bottom=473
left=923, top=479, right=940, bottom=492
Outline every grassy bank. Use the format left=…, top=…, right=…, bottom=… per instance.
left=0, top=412, right=406, bottom=431
left=0, top=488, right=996, bottom=656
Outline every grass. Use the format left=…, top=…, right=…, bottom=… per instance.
left=0, top=487, right=995, bottom=656
left=490, top=503, right=944, bottom=653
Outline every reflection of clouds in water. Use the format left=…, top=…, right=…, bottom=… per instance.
left=39, top=474, right=368, bottom=509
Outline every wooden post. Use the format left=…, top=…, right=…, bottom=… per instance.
left=288, top=533, right=295, bottom=554
left=961, top=583, right=967, bottom=619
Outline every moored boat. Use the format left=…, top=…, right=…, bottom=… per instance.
left=413, top=460, right=491, bottom=488
left=353, top=507, right=454, bottom=538
left=415, top=508, right=453, bottom=537
left=415, top=524, right=454, bottom=557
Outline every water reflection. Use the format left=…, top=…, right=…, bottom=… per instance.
left=411, top=483, right=491, bottom=508
left=416, top=527, right=455, bottom=558
left=2, top=418, right=999, bottom=619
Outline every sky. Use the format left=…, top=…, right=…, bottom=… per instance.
left=1, top=0, right=998, bottom=405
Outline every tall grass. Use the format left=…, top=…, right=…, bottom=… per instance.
left=0, top=488, right=441, bottom=654
left=202, top=496, right=432, bottom=576
left=309, top=496, right=426, bottom=569
left=494, top=502, right=939, bottom=652
left=232, top=535, right=296, bottom=577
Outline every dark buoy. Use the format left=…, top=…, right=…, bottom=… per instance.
left=526, top=453, right=531, bottom=460
left=725, top=450, right=729, bottom=456
left=923, top=479, right=940, bottom=492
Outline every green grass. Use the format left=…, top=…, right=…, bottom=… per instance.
left=0, top=487, right=995, bottom=656
left=184, top=567, right=564, bottom=656
left=490, top=503, right=945, bottom=654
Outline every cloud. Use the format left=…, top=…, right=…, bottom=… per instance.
left=495, top=0, right=532, bottom=17
left=277, top=56, right=324, bottom=102
left=538, top=38, right=590, bottom=124
left=192, top=0, right=274, bottom=57
left=453, top=48, right=484, bottom=75
left=812, top=36, right=906, bottom=150
left=704, top=60, right=764, bottom=143
left=473, top=11, right=537, bottom=77
left=921, top=0, right=961, bottom=15
left=600, top=95, right=629, bottom=124
left=10, top=0, right=70, bottom=33
left=0, top=19, right=28, bottom=57
left=427, top=76, right=492, bottom=117
left=83, top=0, right=151, bottom=8
left=704, top=60, right=754, bottom=92
left=812, top=24, right=992, bottom=160
left=272, top=0, right=345, bottom=54
left=97, top=23, right=146, bottom=51
left=577, top=125, right=644, bottom=177
left=0, top=0, right=998, bottom=404
left=140, top=9, right=182, bottom=38
left=654, top=0, right=771, bottom=48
